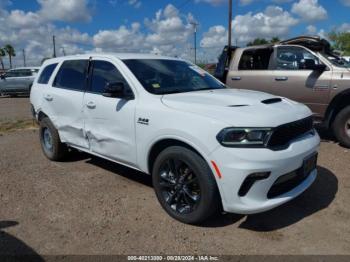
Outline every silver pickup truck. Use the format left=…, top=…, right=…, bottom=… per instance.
left=0, top=67, right=40, bottom=96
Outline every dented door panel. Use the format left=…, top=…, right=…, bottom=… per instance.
left=83, top=93, right=137, bottom=166
left=42, top=87, right=88, bottom=148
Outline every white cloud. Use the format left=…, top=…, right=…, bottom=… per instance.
left=194, top=0, right=226, bottom=6
left=337, top=23, right=350, bottom=32
left=0, top=6, right=92, bottom=67
left=306, top=25, right=317, bottom=35
left=240, top=0, right=254, bottom=6
left=93, top=23, right=143, bottom=52
left=291, top=0, right=327, bottom=22
left=37, top=0, right=92, bottom=22
left=92, top=4, right=195, bottom=58
left=340, top=0, right=350, bottom=6
left=232, top=6, right=298, bottom=44
left=128, top=0, right=141, bottom=8
left=199, top=5, right=298, bottom=62
left=200, top=25, right=227, bottom=48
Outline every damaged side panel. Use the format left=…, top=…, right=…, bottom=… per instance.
left=83, top=93, right=137, bottom=167
left=42, top=88, right=88, bottom=149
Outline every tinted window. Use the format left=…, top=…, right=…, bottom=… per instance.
left=123, top=59, right=224, bottom=95
left=54, top=60, right=88, bottom=91
left=5, top=69, right=32, bottom=78
left=37, top=63, right=58, bottom=84
left=275, top=46, right=321, bottom=70
left=238, top=48, right=273, bottom=70
left=90, top=61, right=130, bottom=94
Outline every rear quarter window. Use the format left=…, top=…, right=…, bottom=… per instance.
left=37, top=63, right=58, bottom=84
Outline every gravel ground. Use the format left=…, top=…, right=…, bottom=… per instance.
left=0, top=97, right=32, bottom=121
left=0, top=98, right=349, bottom=256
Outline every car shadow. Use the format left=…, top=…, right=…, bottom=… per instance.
left=0, top=221, right=44, bottom=260
left=86, top=156, right=153, bottom=188
left=83, top=154, right=337, bottom=230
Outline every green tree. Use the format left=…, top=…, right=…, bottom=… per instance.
left=0, top=48, right=5, bottom=70
left=247, top=37, right=281, bottom=47
left=247, top=38, right=269, bottom=46
left=328, top=31, right=350, bottom=56
left=270, top=37, right=281, bottom=44
left=4, top=44, right=16, bottom=69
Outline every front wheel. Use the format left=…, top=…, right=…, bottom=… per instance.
left=39, top=117, right=68, bottom=161
left=332, top=106, right=350, bottom=148
left=152, top=146, right=220, bottom=224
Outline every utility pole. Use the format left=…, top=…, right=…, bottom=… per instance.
left=228, top=0, right=232, bottom=48
left=190, top=22, right=198, bottom=64
left=53, top=35, right=56, bottom=58
left=22, top=49, right=26, bottom=67
left=61, top=46, right=66, bottom=56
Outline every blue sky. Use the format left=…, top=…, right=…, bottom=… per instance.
left=1, top=0, right=350, bottom=66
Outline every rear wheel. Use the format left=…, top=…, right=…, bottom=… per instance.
left=332, top=105, right=350, bottom=148
left=152, top=146, right=220, bottom=224
left=39, top=117, right=68, bottom=161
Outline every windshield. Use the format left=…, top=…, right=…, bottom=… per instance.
left=320, top=53, right=350, bottom=68
left=123, top=59, right=225, bottom=95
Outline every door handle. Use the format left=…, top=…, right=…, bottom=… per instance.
left=231, top=76, right=241, bottom=81
left=86, top=101, right=96, bottom=109
left=44, top=94, right=53, bottom=101
left=275, top=76, right=288, bottom=81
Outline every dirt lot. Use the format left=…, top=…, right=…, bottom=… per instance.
left=0, top=97, right=349, bottom=256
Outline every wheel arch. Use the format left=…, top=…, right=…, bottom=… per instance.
left=147, top=138, right=207, bottom=175
left=325, top=89, right=350, bottom=128
left=37, top=110, right=49, bottom=122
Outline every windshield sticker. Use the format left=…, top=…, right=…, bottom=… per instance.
left=152, top=83, right=161, bottom=88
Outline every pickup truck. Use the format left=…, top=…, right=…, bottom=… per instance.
left=215, top=36, right=350, bottom=148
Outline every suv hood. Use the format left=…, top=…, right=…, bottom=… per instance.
left=161, top=89, right=311, bottom=127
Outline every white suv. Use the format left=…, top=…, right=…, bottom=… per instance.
left=30, top=53, right=320, bottom=224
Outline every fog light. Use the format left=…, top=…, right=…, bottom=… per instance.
left=238, top=172, right=271, bottom=197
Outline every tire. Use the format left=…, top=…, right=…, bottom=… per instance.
left=152, top=146, right=220, bottom=224
left=39, top=117, right=68, bottom=161
left=332, top=105, right=350, bottom=148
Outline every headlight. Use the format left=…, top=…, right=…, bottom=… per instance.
left=216, top=127, right=273, bottom=148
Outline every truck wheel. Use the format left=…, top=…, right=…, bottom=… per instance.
left=152, top=146, right=220, bottom=224
left=39, top=117, right=68, bottom=161
left=332, top=105, right=350, bottom=148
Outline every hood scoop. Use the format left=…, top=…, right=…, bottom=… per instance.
left=262, top=98, right=282, bottom=105
left=228, top=104, right=249, bottom=107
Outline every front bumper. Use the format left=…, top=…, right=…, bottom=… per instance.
left=210, top=131, right=320, bottom=214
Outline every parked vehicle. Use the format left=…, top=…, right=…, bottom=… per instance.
left=215, top=36, right=350, bottom=148
left=30, top=54, right=320, bottom=224
left=0, top=67, right=40, bottom=96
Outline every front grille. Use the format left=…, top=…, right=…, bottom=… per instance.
left=267, top=117, right=314, bottom=150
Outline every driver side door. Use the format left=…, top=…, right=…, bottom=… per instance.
left=83, top=58, right=137, bottom=167
left=271, top=46, right=332, bottom=117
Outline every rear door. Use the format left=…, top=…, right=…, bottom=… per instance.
left=83, top=57, right=137, bottom=166
left=270, top=46, right=331, bottom=117
left=42, top=59, right=89, bottom=149
left=226, top=47, right=275, bottom=94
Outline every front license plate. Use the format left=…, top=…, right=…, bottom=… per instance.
left=303, top=153, right=318, bottom=176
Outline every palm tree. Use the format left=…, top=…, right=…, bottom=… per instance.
left=0, top=48, right=5, bottom=70
left=4, top=44, right=16, bottom=69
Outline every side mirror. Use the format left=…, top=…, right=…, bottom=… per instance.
left=0, top=74, right=5, bottom=80
left=312, top=64, right=327, bottom=72
left=304, top=59, right=326, bottom=72
left=102, top=82, right=134, bottom=99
